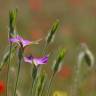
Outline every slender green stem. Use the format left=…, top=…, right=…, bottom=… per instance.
left=30, top=42, right=47, bottom=96
left=42, top=43, right=47, bottom=55
left=70, top=63, right=81, bottom=96
left=46, top=72, right=55, bottom=96
left=6, top=44, right=12, bottom=96
left=31, top=66, right=39, bottom=96
left=13, top=56, right=22, bottom=96
left=31, top=77, right=37, bottom=96
left=31, top=76, right=36, bottom=96
left=39, top=77, right=47, bottom=96
left=37, top=43, right=48, bottom=96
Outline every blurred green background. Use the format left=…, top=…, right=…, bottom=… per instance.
left=0, top=0, right=96, bottom=96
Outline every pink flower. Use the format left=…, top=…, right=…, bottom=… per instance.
left=9, top=35, right=40, bottom=48
left=24, top=55, right=48, bottom=66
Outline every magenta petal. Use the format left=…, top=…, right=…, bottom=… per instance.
left=9, top=35, right=23, bottom=43
left=16, top=35, right=23, bottom=41
left=9, top=38, right=19, bottom=43
left=24, top=56, right=33, bottom=64
left=9, top=35, right=32, bottom=47
left=33, top=56, right=48, bottom=66
left=24, top=55, right=48, bottom=66
left=21, top=39, right=32, bottom=47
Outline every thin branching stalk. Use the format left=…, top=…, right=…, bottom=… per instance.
left=40, top=86, right=45, bottom=96
left=71, top=62, right=81, bottom=96
left=13, top=58, right=22, bottom=96
left=30, top=43, right=47, bottom=96
left=8, top=9, right=17, bottom=96
left=6, top=43, right=12, bottom=96
left=39, top=79, right=46, bottom=96
left=13, top=48, right=23, bottom=96
left=40, top=78, right=47, bottom=96
left=31, top=74, right=36, bottom=96
left=42, top=43, right=47, bottom=55
left=70, top=44, right=95, bottom=96
left=35, top=73, right=46, bottom=96
left=46, top=72, right=55, bottom=96
left=31, top=66, right=40, bottom=96
left=31, top=20, right=59, bottom=96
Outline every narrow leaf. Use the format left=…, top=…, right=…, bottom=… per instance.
left=0, top=45, right=17, bottom=70
left=35, top=72, right=47, bottom=96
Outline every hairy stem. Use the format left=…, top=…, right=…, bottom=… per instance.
left=13, top=54, right=22, bottom=96
left=6, top=44, right=12, bottom=96
left=31, top=66, right=39, bottom=96
left=46, top=72, right=55, bottom=96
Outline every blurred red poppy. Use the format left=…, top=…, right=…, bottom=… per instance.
left=31, top=29, right=43, bottom=40
left=0, top=81, right=5, bottom=93
left=58, top=65, right=72, bottom=79
left=29, top=0, right=43, bottom=12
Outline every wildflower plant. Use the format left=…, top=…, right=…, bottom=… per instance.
left=0, top=9, right=95, bottom=96
left=70, top=43, right=95, bottom=96
left=0, top=9, right=65, bottom=96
